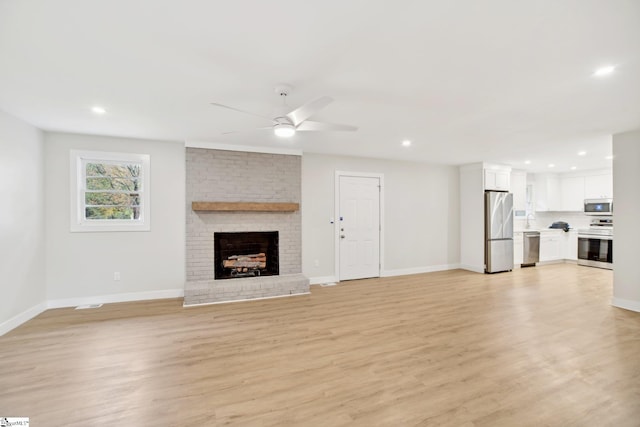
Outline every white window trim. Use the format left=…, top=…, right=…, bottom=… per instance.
left=70, top=150, right=151, bottom=232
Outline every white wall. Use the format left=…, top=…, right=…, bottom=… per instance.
left=44, top=132, right=185, bottom=304
left=0, top=110, right=46, bottom=333
left=459, top=163, right=485, bottom=272
left=612, top=130, right=640, bottom=312
left=301, top=153, right=460, bottom=282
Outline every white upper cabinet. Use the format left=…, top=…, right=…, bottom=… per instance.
left=584, top=173, right=613, bottom=199
left=535, top=174, right=561, bottom=211
left=484, top=167, right=511, bottom=191
left=547, top=176, right=561, bottom=211
left=560, top=176, right=585, bottom=211
left=511, top=171, right=527, bottom=214
left=533, top=169, right=611, bottom=212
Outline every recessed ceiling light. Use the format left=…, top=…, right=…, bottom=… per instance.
left=571, top=166, right=577, bottom=170
left=524, top=160, right=531, bottom=165
left=548, top=164, right=555, bottom=168
left=402, top=140, right=411, bottom=147
left=91, top=106, right=106, bottom=114
left=605, top=155, right=614, bottom=160
left=593, top=65, right=616, bottom=77
left=578, top=151, right=586, bottom=156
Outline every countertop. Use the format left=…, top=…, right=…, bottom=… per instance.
left=514, top=228, right=576, bottom=233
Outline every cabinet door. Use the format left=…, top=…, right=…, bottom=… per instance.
left=535, top=175, right=548, bottom=211
left=561, top=176, right=585, bottom=211
left=513, top=233, right=524, bottom=265
left=485, top=169, right=511, bottom=191
left=546, top=176, right=561, bottom=211
left=511, top=172, right=527, bottom=213
left=585, top=173, right=613, bottom=199
left=565, top=232, right=578, bottom=260
left=495, top=170, right=510, bottom=191
left=484, top=169, right=497, bottom=191
left=535, top=175, right=561, bottom=211
left=540, top=234, right=561, bottom=261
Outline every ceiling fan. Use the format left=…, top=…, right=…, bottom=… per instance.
left=211, top=84, right=357, bottom=138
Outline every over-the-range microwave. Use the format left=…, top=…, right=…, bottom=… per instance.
left=584, top=198, right=613, bottom=216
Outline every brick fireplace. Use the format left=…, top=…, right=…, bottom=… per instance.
left=184, top=148, right=309, bottom=305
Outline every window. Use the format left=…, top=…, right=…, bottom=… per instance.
left=70, top=150, right=150, bottom=232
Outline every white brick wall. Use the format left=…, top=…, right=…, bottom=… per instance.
left=184, top=148, right=307, bottom=304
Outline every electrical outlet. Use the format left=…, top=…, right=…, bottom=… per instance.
left=314, top=259, right=319, bottom=267
left=113, top=272, right=121, bottom=281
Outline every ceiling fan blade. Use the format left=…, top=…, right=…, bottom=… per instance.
left=286, top=96, right=333, bottom=126
left=211, top=102, right=275, bottom=122
left=221, top=126, right=272, bottom=135
left=296, top=121, right=357, bottom=132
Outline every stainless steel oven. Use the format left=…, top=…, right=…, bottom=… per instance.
left=577, top=228, right=613, bottom=270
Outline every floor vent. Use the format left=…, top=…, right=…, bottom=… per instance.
left=75, top=304, right=103, bottom=310
left=320, top=282, right=337, bottom=287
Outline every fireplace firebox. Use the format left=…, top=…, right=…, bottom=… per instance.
left=214, top=231, right=279, bottom=280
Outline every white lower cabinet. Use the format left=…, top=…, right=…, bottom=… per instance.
left=513, top=232, right=523, bottom=265
left=563, top=230, right=578, bottom=261
left=540, top=231, right=562, bottom=262
left=514, top=230, right=576, bottom=264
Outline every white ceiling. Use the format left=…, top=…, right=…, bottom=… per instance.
left=1, top=0, right=639, bottom=173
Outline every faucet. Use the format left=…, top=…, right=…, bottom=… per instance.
left=525, top=213, right=534, bottom=229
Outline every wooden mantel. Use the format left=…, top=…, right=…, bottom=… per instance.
left=192, top=201, right=299, bottom=212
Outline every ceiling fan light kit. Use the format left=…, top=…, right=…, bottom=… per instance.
left=211, top=84, right=357, bottom=138
left=274, top=122, right=295, bottom=137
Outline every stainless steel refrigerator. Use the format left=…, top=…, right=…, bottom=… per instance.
left=485, top=191, right=514, bottom=273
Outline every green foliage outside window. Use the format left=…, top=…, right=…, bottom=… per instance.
left=85, top=162, right=142, bottom=220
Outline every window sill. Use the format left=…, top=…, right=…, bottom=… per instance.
left=70, top=221, right=150, bottom=233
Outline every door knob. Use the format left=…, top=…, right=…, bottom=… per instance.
left=340, top=235, right=346, bottom=239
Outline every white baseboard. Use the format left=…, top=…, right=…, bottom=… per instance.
left=457, top=264, right=485, bottom=274
left=47, top=288, right=185, bottom=309
left=312, top=265, right=463, bottom=283
left=1, top=289, right=186, bottom=336
left=0, top=302, right=47, bottom=336
left=381, top=264, right=461, bottom=277
left=611, top=297, right=640, bottom=313
left=537, top=260, right=565, bottom=266
left=309, top=275, right=338, bottom=285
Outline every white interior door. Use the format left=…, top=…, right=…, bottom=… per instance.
left=339, top=175, right=381, bottom=281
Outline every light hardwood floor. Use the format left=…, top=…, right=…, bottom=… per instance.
left=1, top=264, right=639, bottom=426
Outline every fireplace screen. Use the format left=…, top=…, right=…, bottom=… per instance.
left=214, top=231, right=279, bottom=279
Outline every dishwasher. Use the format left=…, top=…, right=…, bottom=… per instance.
left=522, top=231, right=540, bottom=267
